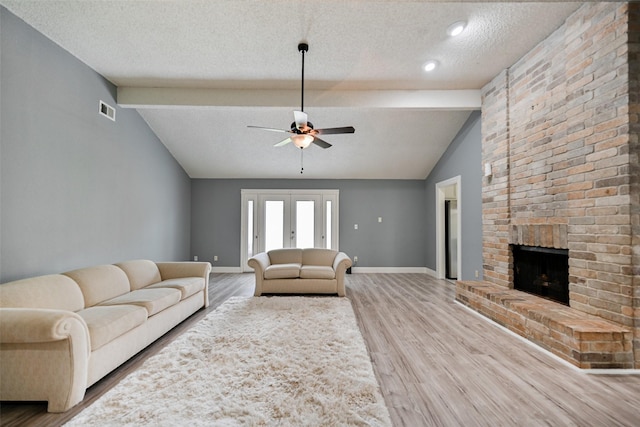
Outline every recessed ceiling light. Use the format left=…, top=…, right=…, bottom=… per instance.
left=447, top=21, right=467, bottom=37
left=423, top=60, right=438, bottom=72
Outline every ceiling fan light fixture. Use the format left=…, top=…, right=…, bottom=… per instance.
left=247, top=41, right=353, bottom=158
left=423, top=60, right=438, bottom=72
left=292, top=134, right=314, bottom=149
left=447, top=20, right=467, bottom=37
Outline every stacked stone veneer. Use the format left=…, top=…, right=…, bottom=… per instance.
left=465, top=2, right=640, bottom=368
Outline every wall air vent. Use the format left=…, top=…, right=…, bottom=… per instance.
left=99, top=100, right=116, bottom=121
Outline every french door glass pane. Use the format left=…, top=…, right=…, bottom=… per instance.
left=265, top=201, right=284, bottom=252
left=296, top=200, right=315, bottom=248
left=247, top=200, right=254, bottom=258
left=325, top=200, right=332, bottom=249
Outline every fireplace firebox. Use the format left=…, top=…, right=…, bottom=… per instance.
left=512, top=245, right=569, bottom=305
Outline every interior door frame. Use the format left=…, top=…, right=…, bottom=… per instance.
left=435, top=176, right=462, bottom=280
left=241, top=189, right=339, bottom=272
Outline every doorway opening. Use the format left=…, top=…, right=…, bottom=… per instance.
left=436, top=176, right=461, bottom=280
left=445, top=199, right=458, bottom=279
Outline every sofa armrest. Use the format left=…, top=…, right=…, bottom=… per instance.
left=156, top=262, right=212, bottom=307
left=248, top=252, right=271, bottom=273
left=247, top=252, right=271, bottom=296
left=0, top=308, right=90, bottom=412
left=333, top=252, right=352, bottom=273
left=0, top=308, right=90, bottom=348
left=156, top=261, right=211, bottom=281
left=333, top=252, right=353, bottom=297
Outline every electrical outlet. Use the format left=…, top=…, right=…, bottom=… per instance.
left=354, top=256, right=358, bottom=263
left=475, top=270, right=479, bottom=278
left=354, top=224, right=358, bottom=230
left=193, top=255, right=198, bottom=261
left=214, top=255, right=218, bottom=262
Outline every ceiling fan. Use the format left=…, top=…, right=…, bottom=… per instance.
left=247, top=42, right=355, bottom=150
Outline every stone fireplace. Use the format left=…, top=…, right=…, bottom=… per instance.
left=512, top=245, right=569, bottom=305
left=456, top=3, right=639, bottom=369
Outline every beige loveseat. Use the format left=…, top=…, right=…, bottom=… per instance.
left=248, top=248, right=352, bottom=296
left=0, top=259, right=211, bottom=412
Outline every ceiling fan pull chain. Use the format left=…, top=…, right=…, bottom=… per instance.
left=300, top=148, right=304, bottom=174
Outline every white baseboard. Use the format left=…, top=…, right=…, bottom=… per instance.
left=424, top=267, right=437, bottom=277
left=217, top=265, right=439, bottom=276
left=350, top=267, right=430, bottom=274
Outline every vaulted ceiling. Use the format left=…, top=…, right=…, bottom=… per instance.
left=1, top=1, right=582, bottom=179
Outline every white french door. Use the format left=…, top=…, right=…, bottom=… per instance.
left=259, top=194, right=322, bottom=251
left=291, top=194, right=323, bottom=249
left=241, top=190, right=339, bottom=271
left=261, top=195, right=289, bottom=252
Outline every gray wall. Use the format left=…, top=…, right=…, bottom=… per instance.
left=1, top=6, right=481, bottom=281
left=424, top=111, right=483, bottom=280
left=0, top=8, right=191, bottom=282
left=191, top=179, right=426, bottom=268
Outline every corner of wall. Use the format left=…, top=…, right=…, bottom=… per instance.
left=480, top=69, right=512, bottom=288
left=626, top=0, right=640, bottom=369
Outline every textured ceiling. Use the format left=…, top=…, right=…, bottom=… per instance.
left=1, top=0, right=582, bottom=179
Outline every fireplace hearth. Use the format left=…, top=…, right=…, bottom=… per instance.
left=512, top=245, right=569, bottom=305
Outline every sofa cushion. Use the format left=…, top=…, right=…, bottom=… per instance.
left=98, top=288, right=181, bottom=316
left=268, top=248, right=302, bottom=265
left=264, top=263, right=301, bottom=279
left=77, top=305, right=148, bottom=351
left=300, top=265, right=336, bottom=280
left=114, top=260, right=162, bottom=291
left=302, top=248, right=338, bottom=267
left=145, top=277, right=205, bottom=300
left=0, top=275, right=85, bottom=312
left=63, top=265, right=131, bottom=308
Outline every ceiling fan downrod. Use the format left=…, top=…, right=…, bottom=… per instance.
left=298, top=42, right=308, bottom=112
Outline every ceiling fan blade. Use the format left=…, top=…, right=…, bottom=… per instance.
left=247, top=125, right=291, bottom=133
left=312, top=136, right=332, bottom=149
left=293, top=111, right=308, bottom=130
left=314, top=126, right=356, bottom=135
left=274, top=137, right=292, bottom=147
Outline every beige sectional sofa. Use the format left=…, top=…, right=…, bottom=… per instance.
left=0, top=259, right=211, bottom=412
left=248, top=248, right=352, bottom=296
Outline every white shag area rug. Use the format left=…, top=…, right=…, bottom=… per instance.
left=66, top=296, right=392, bottom=426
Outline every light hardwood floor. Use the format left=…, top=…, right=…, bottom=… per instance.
left=2, top=273, right=639, bottom=426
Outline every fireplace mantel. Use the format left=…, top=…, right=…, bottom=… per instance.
left=510, top=224, right=568, bottom=250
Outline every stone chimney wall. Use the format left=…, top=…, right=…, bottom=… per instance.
left=481, top=2, right=640, bottom=367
